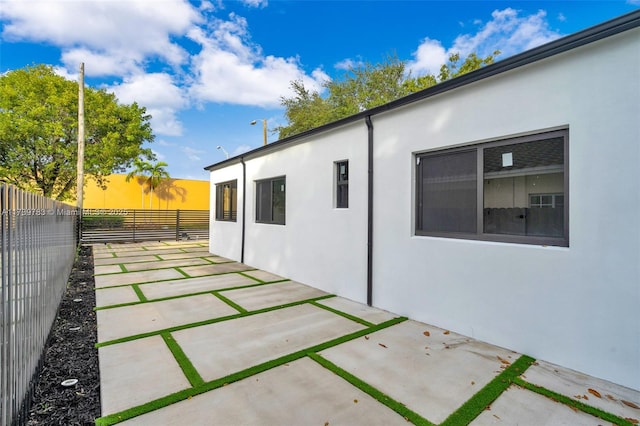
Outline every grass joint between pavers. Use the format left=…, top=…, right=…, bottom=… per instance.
left=310, top=300, right=374, bottom=327
left=161, top=332, right=205, bottom=388
left=439, top=355, right=536, bottom=426
left=212, top=292, right=247, bottom=313
left=131, top=284, right=147, bottom=302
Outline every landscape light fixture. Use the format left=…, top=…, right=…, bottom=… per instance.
left=250, top=119, right=267, bottom=145
left=216, top=145, right=229, bottom=159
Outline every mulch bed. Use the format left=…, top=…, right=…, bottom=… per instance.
left=26, top=245, right=101, bottom=425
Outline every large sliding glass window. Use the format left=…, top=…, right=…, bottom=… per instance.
left=416, top=130, right=568, bottom=246
left=256, top=176, right=286, bottom=225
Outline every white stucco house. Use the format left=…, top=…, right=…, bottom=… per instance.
left=206, top=11, right=640, bottom=391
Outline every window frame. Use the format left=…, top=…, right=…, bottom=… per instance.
left=255, top=176, right=286, bottom=225
left=415, top=129, right=569, bottom=247
left=335, top=160, right=349, bottom=209
left=215, top=179, right=237, bottom=222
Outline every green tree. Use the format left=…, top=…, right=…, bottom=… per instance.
left=276, top=51, right=500, bottom=139
left=0, top=64, right=155, bottom=200
left=145, top=161, right=170, bottom=210
left=125, top=157, right=153, bottom=209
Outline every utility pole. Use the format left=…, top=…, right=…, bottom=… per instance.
left=76, top=62, right=85, bottom=209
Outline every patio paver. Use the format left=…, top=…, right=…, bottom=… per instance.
left=99, top=335, right=191, bottom=416
left=219, top=280, right=329, bottom=311
left=96, top=293, right=239, bottom=342
left=179, top=262, right=255, bottom=276
left=95, top=286, right=140, bottom=308
left=139, top=274, right=259, bottom=300
left=95, top=268, right=184, bottom=288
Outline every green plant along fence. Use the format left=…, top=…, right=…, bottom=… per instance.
left=0, top=184, right=78, bottom=426
left=80, top=209, right=209, bottom=243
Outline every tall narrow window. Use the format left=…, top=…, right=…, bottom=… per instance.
left=336, top=160, right=349, bottom=208
left=256, top=176, right=286, bottom=225
left=215, top=180, right=237, bottom=221
left=416, top=129, right=568, bottom=246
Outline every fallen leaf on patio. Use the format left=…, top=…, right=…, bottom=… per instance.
left=443, top=330, right=450, bottom=335
left=497, top=356, right=511, bottom=365
left=588, top=388, right=602, bottom=398
left=423, top=331, right=430, bottom=337
left=471, top=381, right=475, bottom=385
left=493, top=414, right=500, bottom=420
left=424, top=346, right=430, bottom=350
left=444, top=345, right=450, bottom=349
left=625, top=418, right=638, bottom=425
left=622, top=400, right=640, bottom=409
left=574, top=395, right=583, bottom=400
left=324, top=422, right=329, bottom=426
left=365, top=336, right=370, bottom=340
left=379, top=343, right=387, bottom=348
left=485, top=405, right=491, bottom=411
left=188, top=396, right=192, bottom=400
left=570, top=406, right=578, bottom=413
left=606, top=394, right=616, bottom=401
left=353, top=399, right=358, bottom=404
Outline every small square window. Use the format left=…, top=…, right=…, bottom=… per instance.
left=215, top=180, right=237, bottom=222
left=336, top=161, right=349, bottom=208
left=256, top=176, right=286, bottom=225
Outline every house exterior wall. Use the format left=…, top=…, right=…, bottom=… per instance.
left=210, top=124, right=370, bottom=303
left=208, top=27, right=639, bottom=390
left=371, top=29, right=639, bottom=390
left=210, top=163, right=244, bottom=261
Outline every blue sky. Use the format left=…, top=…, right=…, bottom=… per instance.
left=1, top=0, right=637, bottom=181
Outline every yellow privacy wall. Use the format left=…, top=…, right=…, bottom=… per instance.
left=82, top=174, right=209, bottom=210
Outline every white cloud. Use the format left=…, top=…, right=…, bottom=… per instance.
left=181, top=146, right=206, bottom=161
left=188, top=14, right=328, bottom=107
left=108, top=73, right=187, bottom=136
left=408, top=8, right=563, bottom=77
left=241, top=0, right=268, bottom=8
left=334, top=58, right=364, bottom=71
left=1, top=0, right=200, bottom=74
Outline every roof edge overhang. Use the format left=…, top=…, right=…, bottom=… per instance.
left=205, top=9, right=640, bottom=173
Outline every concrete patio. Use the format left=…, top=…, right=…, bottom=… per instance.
left=93, top=240, right=640, bottom=425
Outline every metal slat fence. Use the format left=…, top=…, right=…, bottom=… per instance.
left=80, top=209, right=209, bottom=243
left=0, top=184, right=78, bottom=426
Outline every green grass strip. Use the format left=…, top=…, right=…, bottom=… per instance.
left=161, top=333, right=204, bottom=388
left=513, top=377, right=635, bottom=425
left=212, top=292, right=247, bottom=313
left=440, top=355, right=536, bottom=426
left=95, top=316, right=408, bottom=425
left=131, top=285, right=147, bottom=303
left=310, top=301, right=375, bottom=327
left=309, top=353, right=433, bottom=425
left=174, top=267, right=191, bottom=278
left=95, top=294, right=337, bottom=348
left=119, top=264, right=128, bottom=273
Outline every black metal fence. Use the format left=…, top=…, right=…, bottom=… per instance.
left=0, top=184, right=78, bottom=426
left=80, top=209, right=209, bottom=244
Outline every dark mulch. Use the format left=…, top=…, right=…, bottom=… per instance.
left=26, top=245, right=101, bottom=426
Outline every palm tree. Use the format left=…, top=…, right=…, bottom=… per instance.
left=125, top=158, right=152, bottom=209
left=146, top=161, right=170, bottom=210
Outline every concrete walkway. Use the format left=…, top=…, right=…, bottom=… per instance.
left=92, top=241, right=640, bottom=425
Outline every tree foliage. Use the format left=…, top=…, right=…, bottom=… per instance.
left=276, top=51, right=500, bottom=139
left=0, top=64, right=155, bottom=200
